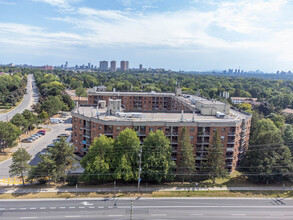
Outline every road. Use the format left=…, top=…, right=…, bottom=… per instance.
left=0, top=74, right=39, bottom=122
left=0, top=117, right=72, bottom=178
left=0, top=198, right=293, bottom=219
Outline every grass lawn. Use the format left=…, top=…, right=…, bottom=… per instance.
left=0, top=97, right=24, bottom=114
left=0, top=190, right=293, bottom=199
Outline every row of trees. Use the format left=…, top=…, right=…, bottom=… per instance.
left=0, top=74, right=27, bottom=107
left=81, top=128, right=227, bottom=184
left=32, top=71, right=74, bottom=117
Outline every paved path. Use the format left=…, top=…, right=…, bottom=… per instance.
left=0, top=74, right=39, bottom=122
left=0, top=198, right=293, bottom=219
left=1, top=186, right=293, bottom=194
left=0, top=117, right=72, bottom=179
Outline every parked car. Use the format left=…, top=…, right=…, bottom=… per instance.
left=57, top=133, right=70, bottom=138
left=47, top=143, right=55, bottom=148
left=29, top=136, right=37, bottom=140
left=31, top=134, right=40, bottom=139
left=50, top=118, right=62, bottom=124
left=38, top=131, right=45, bottom=135
left=52, top=138, right=61, bottom=143
left=37, top=130, right=46, bottom=134
left=21, top=138, right=33, bottom=143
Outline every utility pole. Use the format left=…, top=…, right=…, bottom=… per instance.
left=130, top=201, right=133, bottom=220
left=138, top=145, right=142, bottom=193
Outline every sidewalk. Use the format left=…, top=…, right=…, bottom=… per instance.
left=1, top=186, right=293, bottom=194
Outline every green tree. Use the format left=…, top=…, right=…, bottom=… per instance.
left=202, top=130, right=227, bottom=184
left=0, top=122, right=21, bottom=152
left=142, top=130, right=175, bottom=183
left=39, top=110, right=49, bottom=121
left=9, top=148, right=31, bottom=185
left=237, top=103, right=252, bottom=112
left=31, top=138, right=74, bottom=183
left=267, top=113, right=285, bottom=129
left=11, top=113, right=28, bottom=132
left=240, top=119, right=293, bottom=184
left=42, top=96, right=63, bottom=116
left=81, top=135, right=114, bottom=181
left=75, top=87, right=87, bottom=97
left=113, top=128, right=140, bottom=181
left=178, top=127, right=195, bottom=183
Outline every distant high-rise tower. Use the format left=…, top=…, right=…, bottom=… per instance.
left=99, top=61, right=108, bottom=71
left=120, top=60, right=129, bottom=72
left=88, top=63, right=91, bottom=69
left=110, top=61, right=117, bottom=72
left=139, top=64, right=143, bottom=71
left=65, top=61, right=68, bottom=68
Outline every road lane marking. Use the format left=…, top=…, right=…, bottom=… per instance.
left=39, top=207, right=45, bottom=209
left=78, top=207, right=85, bottom=209
left=98, top=206, right=104, bottom=208
left=59, top=207, right=65, bottom=209
left=10, top=208, right=16, bottom=210
left=0, top=208, right=5, bottom=210
left=20, top=208, right=27, bottom=210
left=29, top=208, right=36, bottom=210
left=69, top=207, right=75, bottom=209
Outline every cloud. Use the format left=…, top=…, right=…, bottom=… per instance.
left=0, top=0, right=16, bottom=5
left=32, top=0, right=81, bottom=11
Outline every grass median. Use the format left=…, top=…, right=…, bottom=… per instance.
left=1, top=190, right=293, bottom=199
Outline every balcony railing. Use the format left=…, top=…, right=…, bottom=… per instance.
left=226, top=147, right=234, bottom=152
left=228, top=132, right=235, bottom=136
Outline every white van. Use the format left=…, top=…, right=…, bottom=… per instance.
left=50, top=118, right=62, bottom=124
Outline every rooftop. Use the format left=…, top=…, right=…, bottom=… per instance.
left=72, top=106, right=250, bottom=123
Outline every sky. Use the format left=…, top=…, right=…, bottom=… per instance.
left=1, top=0, right=293, bottom=72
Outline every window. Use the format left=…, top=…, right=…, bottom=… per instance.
left=190, top=136, right=194, bottom=140
left=149, top=127, right=154, bottom=132
left=221, top=128, right=226, bottom=132
left=93, top=124, right=96, bottom=128
left=74, top=118, right=77, bottom=122
left=74, top=133, right=77, bottom=137
left=221, top=136, right=225, bottom=140
left=116, top=127, right=121, bottom=131
left=213, top=128, right=217, bottom=132
left=79, top=120, right=81, bottom=123
left=190, top=128, right=194, bottom=132
left=74, top=126, right=77, bottom=129
left=99, top=126, right=102, bottom=130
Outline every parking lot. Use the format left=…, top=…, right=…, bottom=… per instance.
left=0, top=117, right=73, bottom=178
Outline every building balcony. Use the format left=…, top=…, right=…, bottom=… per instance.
left=197, top=132, right=210, bottom=137
left=227, top=141, right=235, bottom=145
left=226, top=156, right=233, bottom=160
left=171, top=156, right=177, bottom=161
left=136, top=132, right=146, bottom=136
left=80, top=148, right=88, bottom=152
left=228, top=132, right=235, bottom=136
left=226, top=147, right=234, bottom=152
left=82, top=134, right=91, bottom=139
left=225, top=163, right=233, bottom=167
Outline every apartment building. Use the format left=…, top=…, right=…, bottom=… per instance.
left=72, top=89, right=251, bottom=172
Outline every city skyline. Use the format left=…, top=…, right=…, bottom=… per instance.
left=1, top=0, right=293, bottom=72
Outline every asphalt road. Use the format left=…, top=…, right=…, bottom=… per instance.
left=0, top=117, right=72, bottom=178
left=0, top=198, right=293, bottom=219
left=0, top=74, right=39, bottom=122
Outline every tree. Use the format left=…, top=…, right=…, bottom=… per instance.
left=178, top=127, right=195, bottom=182
left=30, top=138, right=74, bottom=183
left=9, top=148, right=31, bottom=185
left=42, top=96, right=63, bottom=116
left=142, top=130, right=175, bottom=183
left=283, top=125, right=293, bottom=155
left=267, top=113, right=285, bottom=129
left=201, top=130, right=227, bottom=184
left=240, top=119, right=293, bottom=184
left=237, top=103, right=252, bottom=112
left=39, top=110, right=49, bottom=121
left=0, top=122, right=21, bottom=152
left=75, top=87, right=87, bottom=97
left=11, top=113, right=28, bottom=131
left=81, top=135, right=114, bottom=182
left=113, top=128, right=140, bottom=181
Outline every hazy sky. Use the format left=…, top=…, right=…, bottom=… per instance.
left=1, top=0, right=293, bottom=72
